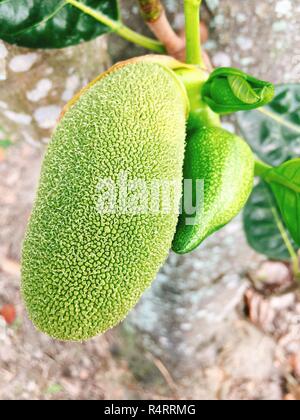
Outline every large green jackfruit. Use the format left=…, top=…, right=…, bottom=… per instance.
left=22, top=59, right=188, bottom=341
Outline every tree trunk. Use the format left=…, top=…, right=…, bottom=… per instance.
left=0, top=38, right=110, bottom=261
left=122, top=223, right=263, bottom=376
left=0, top=38, right=110, bottom=146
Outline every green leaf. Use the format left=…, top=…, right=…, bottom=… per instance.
left=237, top=84, right=300, bottom=167
left=240, top=85, right=300, bottom=260
left=0, top=0, right=119, bottom=49
left=228, top=75, right=260, bottom=104
left=267, top=159, right=300, bottom=247
left=202, top=67, right=274, bottom=114
left=243, top=181, right=297, bottom=261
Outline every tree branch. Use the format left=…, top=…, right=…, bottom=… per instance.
left=137, top=0, right=184, bottom=58
left=66, top=0, right=165, bottom=53
left=136, top=0, right=212, bottom=69
left=138, top=0, right=163, bottom=22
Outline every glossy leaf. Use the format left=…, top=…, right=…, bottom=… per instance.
left=0, top=0, right=119, bottom=49
left=268, top=159, right=300, bottom=247
left=243, top=181, right=297, bottom=261
left=228, top=75, right=260, bottom=104
left=202, top=67, right=274, bottom=114
left=240, top=84, right=300, bottom=260
left=237, top=84, right=300, bottom=167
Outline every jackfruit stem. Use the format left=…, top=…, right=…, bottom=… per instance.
left=66, top=0, right=165, bottom=53
left=175, top=67, right=208, bottom=111
left=184, top=0, right=205, bottom=66
left=174, top=67, right=220, bottom=126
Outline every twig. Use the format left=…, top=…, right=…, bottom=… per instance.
left=137, top=0, right=212, bottom=69
left=66, top=0, right=165, bottom=53
left=137, top=0, right=185, bottom=59
left=148, top=353, right=179, bottom=398
left=138, top=0, right=163, bottom=22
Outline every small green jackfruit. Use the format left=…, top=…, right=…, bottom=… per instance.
left=172, top=127, right=254, bottom=254
left=22, top=59, right=187, bottom=341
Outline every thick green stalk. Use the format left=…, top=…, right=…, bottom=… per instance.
left=184, top=0, right=204, bottom=66
left=66, top=0, right=165, bottom=53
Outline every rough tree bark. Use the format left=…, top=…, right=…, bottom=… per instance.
left=0, top=38, right=110, bottom=146
left=0, top=38, right=110, bottom=261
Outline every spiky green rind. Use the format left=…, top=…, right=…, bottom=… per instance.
left=172, top=127, right=254, bottom=254
left=22, top=62, right=186, bottom=341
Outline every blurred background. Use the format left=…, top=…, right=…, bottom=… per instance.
left=0, top=0, right=300, bottom=400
